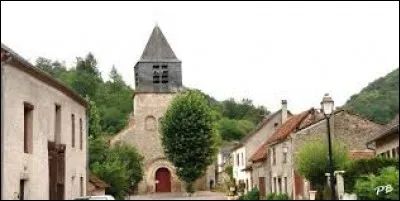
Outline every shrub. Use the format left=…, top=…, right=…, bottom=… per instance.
left=262, top=193, right=289, bottom=200
left=354, top=166, right=399, bottom=200
left=295, top=138, right=349, bottom=192
left=242, top=188, right=260, bottom=200
left=344, top=157, right=399, bottom=193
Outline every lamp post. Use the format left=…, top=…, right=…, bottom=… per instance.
left=321, top=93, right=336, bottom=200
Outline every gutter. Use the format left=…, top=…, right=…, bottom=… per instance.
left=1, top=51, right=12, bottom=200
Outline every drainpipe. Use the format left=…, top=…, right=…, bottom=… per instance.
left=1, top=51, right=12, bottom=200
left=85, top=96, right=90, bottom=196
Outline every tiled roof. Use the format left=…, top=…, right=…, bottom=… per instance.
left=349, top=149, right=375, bottom=160
left=267, top=108, right=315, bottom=144
left=249, top=141, right=269, bottom=162
left=367, top=124, right=399, bottom=144
left=89, top=173, right=110, bottom=188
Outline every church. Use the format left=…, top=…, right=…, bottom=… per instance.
left=111, top=25, right=215, bottom=194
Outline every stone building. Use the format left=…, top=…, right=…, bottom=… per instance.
left=110, top=25, right=214, bottom=194
left=264, top=104, right=383, bottom=199
left=1, top=44, right=88, bottom=200
left=367, top=114, right=399, bottom=158
left=231, top=100, right=291, bottom=194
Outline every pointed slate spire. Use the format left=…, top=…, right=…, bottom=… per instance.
left=140, top=25, right=179, bottom=62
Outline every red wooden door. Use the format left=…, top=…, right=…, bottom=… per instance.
left=155, top=168, right=171, bottom=192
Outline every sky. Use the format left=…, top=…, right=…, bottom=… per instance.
left=1, top=1, right=399, bottom=113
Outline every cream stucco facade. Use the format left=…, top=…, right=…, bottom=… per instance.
left=1, top=44, right=88, bottom=200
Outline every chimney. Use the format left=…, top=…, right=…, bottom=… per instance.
left=281, top=100, right=288, bottom=124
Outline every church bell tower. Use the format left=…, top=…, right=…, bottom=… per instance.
left=134, top=25, right=182, bottom=93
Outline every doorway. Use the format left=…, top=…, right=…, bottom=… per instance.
left=259, top=177, right=266, bottom=197
left=155, top=168, right=171, bottom=192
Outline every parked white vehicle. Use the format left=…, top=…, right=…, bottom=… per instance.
left=74, top=195, right=115, bottom=200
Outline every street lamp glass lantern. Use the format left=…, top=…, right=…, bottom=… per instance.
left=321, top=93, right=334, bottom=116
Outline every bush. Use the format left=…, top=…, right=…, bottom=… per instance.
left=295, top=139, right=349, bottom=190
left=262, top=193, right=289, bottom=200
left=344, top=157, right=399, bottom=193
left=354, top=166, right=399, bottom=200
left=242, top=188, right=260, bottom=200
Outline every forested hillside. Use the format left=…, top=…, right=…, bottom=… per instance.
left=344, top=68, right=399, bottom=124
left=35, top=53, right=269, bottom=141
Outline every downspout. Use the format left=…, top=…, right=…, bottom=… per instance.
left=1, top=51, right=12, bottom=200
left=85, top=96, right=90, bottom=196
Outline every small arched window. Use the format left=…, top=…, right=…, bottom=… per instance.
left=145, top=116, right=156, bottom=131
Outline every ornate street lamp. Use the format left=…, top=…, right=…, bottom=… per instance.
left=321, top=93, right=336, bottom=200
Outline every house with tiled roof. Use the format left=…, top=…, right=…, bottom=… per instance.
left=230, top=100, right=292, bottom=194
left=261, top=103, right=383, bottom=199
left=367, top=114, right=399, bottom=158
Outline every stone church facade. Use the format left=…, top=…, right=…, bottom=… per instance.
left=111, top=25, right=214, bottom=194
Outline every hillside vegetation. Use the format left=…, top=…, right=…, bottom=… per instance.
left=345, top=68, right=399, bottom=124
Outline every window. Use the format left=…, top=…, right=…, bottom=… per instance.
left=80, top=177, right=84, bottom=196
left=145, top=116, right=156, bottom=131
left=283, top=147, right=288, bottom=163
left=236, top=154, right=239, bottom=166
left=20, top=179, right=25, bottom=200
left=79, top=118, right=83, bottom=150
left=55, top=105, right=61, bottom=143
left=392, top=148, right=396, bottom=158
left=274, top=122, right=279, bottom=128
left=272, top=147, right=276, bottom=165
left=386, top=150, right=391, bottom=158
left=161, top=66, right=168, bottom=84
left=153, top=65, right=160, bottom=84
left=278, top=177, right=282, bottom=193
left=284, top=177, right=287, bottom=194
left=71, top=114, right=75, bottom=148
left=273, top=177, right=277, bottom=193
left=135, top=72, right=139, bottom=86
left=397, top=147, right=399, bottom=157
left=24, top=102, right=34, bottom=154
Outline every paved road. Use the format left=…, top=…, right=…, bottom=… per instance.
left=129, top=191, right=227, bottom=200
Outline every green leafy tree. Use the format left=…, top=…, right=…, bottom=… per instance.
left=91, top=142, right=144, bottom=200
left=295, top=138, right=350, bottom=195
left=88, top=100, right=102, bottom=138
left=343, top=157, right=399, bottom=193
left=218, top=118, right=255, bottom=141
left=345, top=68, right=399, bottom=124
left=354, top=166, right=399, bottom=200
left=160, top=90, right=219, bottom=194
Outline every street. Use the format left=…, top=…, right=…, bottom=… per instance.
left=129, top=191, right=227, bottom=200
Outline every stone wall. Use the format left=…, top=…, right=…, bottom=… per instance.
left=291, top=111, right=383, bottom=199
left=3, top=63, right=87, bottom=200
left=293, top=111, right=383, bottom=153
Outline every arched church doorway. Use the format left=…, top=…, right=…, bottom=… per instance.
left=155, top=167, right=171, bottom=192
